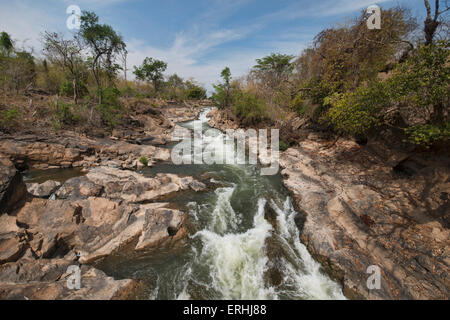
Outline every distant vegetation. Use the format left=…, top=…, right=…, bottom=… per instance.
left=0, top=1, right=448, bottom=150
left=211, top=2, right=449, bottom=148
left=0, top=11, right=208, bottom=133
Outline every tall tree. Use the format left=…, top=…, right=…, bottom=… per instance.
left=0, top=32, right=13, bottom=56
left=133, top=57, right=167, bottom=93
left=211, top=67, right=233, bottom=109
left=79, top=11, right=126, bottom=103
left=251, top=53, right=295, bottom=89
left=42, top=32, right=84, bottom=103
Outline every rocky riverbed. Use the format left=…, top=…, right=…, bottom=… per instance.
left=208, top=108, right=450, bottom=300
left=0, top=103, right=205, bottom=300
left=0, top=104, right=448, bottom=300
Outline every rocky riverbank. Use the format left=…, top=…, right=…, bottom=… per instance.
left=0, top=103, right=205, bottom=300
left=207, top=108, right=450, bottom=300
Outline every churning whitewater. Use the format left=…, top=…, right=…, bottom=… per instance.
left=98, top=108, right=345, bottom=300
left=173, top=109, right=345, bottom=300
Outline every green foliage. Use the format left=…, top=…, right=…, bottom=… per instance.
left=388, top=41, right=449, bottom=119
left=211, top=67, right=233, bottom=109
left=290, top=93, right=306, bottom=115
left=0, top=107, right=20, bottom=130
left=50, top=100, right=81, bottom=130
left=405, top=123, right=450, bottom=148
left=133, top=57, right=167, bottom=92
left=233, top=91, right=268, bottom=123
left=59, top=80, right=74, bottom=97
left=95, top=87, right=123, bottom=128
left=326, top=82, right=390, bottom=135
left=139, top=156, right=148, bottom=166
left=211, top=84, right=228, bottom=109
left=186, top=86, right=206, bottom=100
left=252, top=53, right=295, bottom=86
left=279, top=140, right=290, bottom=152
left=120, top=85, right=136, bottom=98
left=0, top=31, right=13, bottom=55
left=80, top=11, right=126, bottom=98
left=221, top=67, right=231, bottom=87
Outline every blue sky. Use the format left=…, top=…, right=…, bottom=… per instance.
left=0, top=0, right=428, bottom=91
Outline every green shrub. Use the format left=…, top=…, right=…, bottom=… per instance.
left=0, top=107, right=20, bottom=130
left=279, top=140, right=290, bottom=152
left=95, top=87, right=123, bottom=128
left=186, top=86, right=207, bottom=100
left=405, top=123, right=450, bottom=148
left=326, top=82, right=390, bottom=135
left=139, top=156, right=148, bottom=166
left=50, top=100, right=80, bottom=130
left=60, top=80, right=74, bottom=97
left=232, top=91, right=268, bottom=123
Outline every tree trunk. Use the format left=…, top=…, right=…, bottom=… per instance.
left=73, top=79, right=78, bottom=104
left=424, top=17, right=439, bottom=45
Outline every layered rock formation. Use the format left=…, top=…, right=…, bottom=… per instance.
left=280, top=135, right=449, bottom=299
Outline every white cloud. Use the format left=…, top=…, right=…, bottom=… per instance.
left=0, top=0, right=400, bottom=91
left=0, top=2, right=59, bottom=52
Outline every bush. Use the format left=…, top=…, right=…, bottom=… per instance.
left=121, top=86, right=136, bottom=98
left=233, top=91, right=268, bottom=123
left=50, top=100, right=81, bottom=130
left=95, top=87, right=123, bottom=128
left=60, top=80, right=73, bottom=97
left=0, top=107, right=20, bottom=130
left=405, top=123, right=450, bottom=148
left=211, top=84, right=229, bottom=109
left=139, top=156, right=148, bottom=166
left=186, top=86, right=207, bottom=100
left=279, top=140, right=290, bottom=152
left=326, top=82, right=390, bottom=135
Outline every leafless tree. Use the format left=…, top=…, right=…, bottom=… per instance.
left=42, top=32, right=84, bottom=103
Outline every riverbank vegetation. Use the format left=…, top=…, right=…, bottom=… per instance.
left=0, top=11, right=208, bottom=134
left=211, top=2, right=449, bottom=149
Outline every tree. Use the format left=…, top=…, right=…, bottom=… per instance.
left=8, top=50, right=36, bottom=94
left=0, top=32, right=13, bottom=56
left=211, top=67, right=234, bottom=109
left=423, top=0, right=450, bottom=45
left=43, top=32, right=85, bottom=103
left=79, top=11, right=126, bottom=103
left=133, top=57, right=167, bottom=93
left=251, top=53, right=295, bottom=89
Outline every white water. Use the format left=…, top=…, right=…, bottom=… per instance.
left=171, top=109, right=346, bottom=300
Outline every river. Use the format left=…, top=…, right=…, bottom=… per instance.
left=94, top=108, right=345, bottom=300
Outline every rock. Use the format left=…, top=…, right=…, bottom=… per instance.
left=0, top=260, right=138, bottom=300
left=26, top=180, right=61, bottom=198
left=0, top=238, right=26, bottom=265
left=0, top=132, right=171, bottom=171
left=280, top=139, right=450, bottom=300
left=0, top=156, right=27, bottom=214
left=135, top=208, right=187, bottom=250
left=0, top=214, right=21, bottom=237
left=56, top=176, right=103, bottom=199
left=0, top=215, right=26, bottom=265
left=85, top=167, right=199, bottom=203
left=189, top=181, right=206, bottom=192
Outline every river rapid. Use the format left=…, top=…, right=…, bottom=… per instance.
left=96, top=108, right=346, bottom=300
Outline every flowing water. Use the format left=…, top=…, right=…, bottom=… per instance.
left=96, top=108, right=346, bottom=300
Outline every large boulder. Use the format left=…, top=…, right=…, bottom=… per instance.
left=85, top=167, right=205, bottom=203
left=26, top=180, right=61, bottom=198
